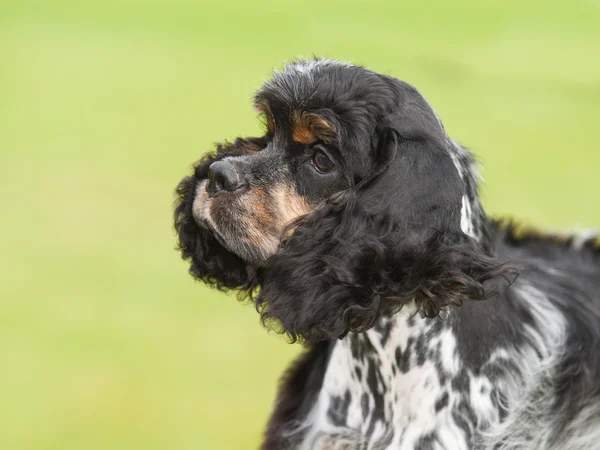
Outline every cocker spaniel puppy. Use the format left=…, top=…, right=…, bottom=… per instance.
left=174, top=58, right=600, bottom=450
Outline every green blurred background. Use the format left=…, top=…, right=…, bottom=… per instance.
left=1, top=0, right=598, bottom=449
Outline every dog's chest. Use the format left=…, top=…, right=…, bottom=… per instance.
left=298, top=314, right=499, bottom=450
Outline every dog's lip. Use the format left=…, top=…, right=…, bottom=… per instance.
left=192, top=181, right=240, bottom=254
left=211, top=228, right=234, bottom=251
left=195, top=211, right=239, bottom=254
left=192, top=180, right=218, bottom=231
left=192, top=201, right=222, bottom=241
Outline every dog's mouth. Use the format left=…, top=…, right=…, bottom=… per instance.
left=192, top=181, right=228, bottom=248
left=191, top=179, right=281, bottom=266
left=200, top=218, right=235, bottom=255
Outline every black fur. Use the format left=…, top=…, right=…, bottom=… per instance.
left=257, top=196, right=515, bottom=343
left=176, top=60, right=516, bottom=343
left=173, top=58, right=600, bottom=449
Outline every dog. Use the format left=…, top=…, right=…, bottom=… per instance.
left=174, top=58, right=600, bottom=449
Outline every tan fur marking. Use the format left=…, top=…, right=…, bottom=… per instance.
left=272, top=184, right=314, bottom=239
left=243, top=186, right=279, bottom=253
left=292, top=124, right=317, bottom=145
left=196, top=179, right=315, bottom=260
left=241, top=184, right=314, bottom=250
left=292, top=111, right=335, bottom=145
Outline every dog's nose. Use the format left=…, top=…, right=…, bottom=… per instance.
left=207, top=160, right=247, bottom=196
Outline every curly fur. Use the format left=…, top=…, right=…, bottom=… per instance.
left=175, top=119, right=517, bottom=344
left=257, top=192, right=517, bottom=342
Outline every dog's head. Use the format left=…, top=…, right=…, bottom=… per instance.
left=175, top=58, right=516, bottom=342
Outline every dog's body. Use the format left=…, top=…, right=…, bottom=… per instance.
left=174, top=58, right=600, bottom=449
left=263, top=224, right=600, bottom=450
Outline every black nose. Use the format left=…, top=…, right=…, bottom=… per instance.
left=207, top=160, right=247, bottom=196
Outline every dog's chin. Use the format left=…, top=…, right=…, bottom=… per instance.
left=193, top=209, right=278, bottom=267
left=196, top=216, right=276, bottom=267
left=212, top=228, right=274, bottom=267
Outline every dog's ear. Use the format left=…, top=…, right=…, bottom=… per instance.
left=174, top=137, right=266, bottom=291
left=255, top=81, right=517, bottom=342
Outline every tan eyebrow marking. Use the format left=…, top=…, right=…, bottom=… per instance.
left=291, top=110, right=335, bottom=145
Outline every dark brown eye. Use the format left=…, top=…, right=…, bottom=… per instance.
left=312, top=149, right=334, bottom=173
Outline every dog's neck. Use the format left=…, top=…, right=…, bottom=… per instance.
left=298, top=286, right=567, bottom=449
left=299, top=308, right=471, bottom=449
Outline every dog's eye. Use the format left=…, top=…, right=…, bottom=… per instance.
left=311, top=149, right=334, bottom=173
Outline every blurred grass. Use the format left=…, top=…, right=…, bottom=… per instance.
left=0, top=0, right=598, bottom=449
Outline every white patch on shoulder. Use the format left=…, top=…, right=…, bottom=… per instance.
left=296, top=337, right=366, bottom=450
left=434, top=328, right=460, bottom=375
left=461, top=196, right=476, bottom=238
left=469, top=376, right=499, bottom=428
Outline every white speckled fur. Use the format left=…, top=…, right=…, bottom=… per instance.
left=293, top=279, right=583, bottom=449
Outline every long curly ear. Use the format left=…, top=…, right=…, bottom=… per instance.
left=256, top=128, right=517, bottom=343
left=174, top=137, right=266, bottom=291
